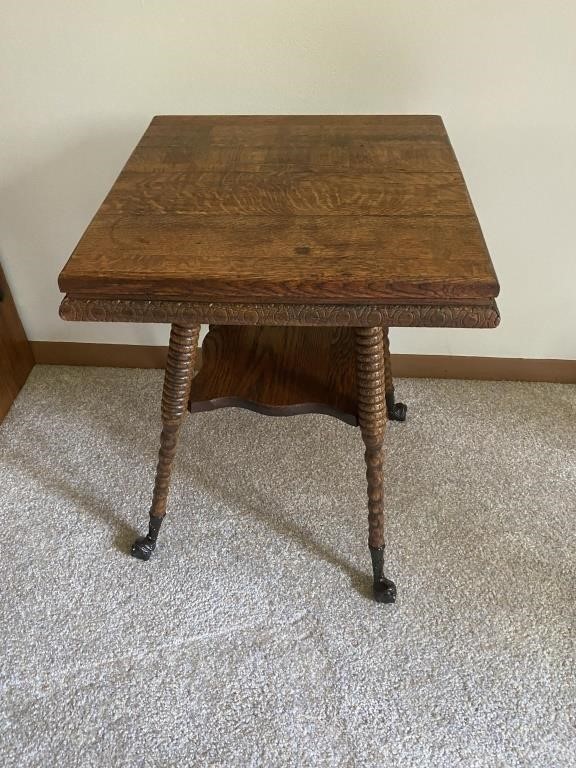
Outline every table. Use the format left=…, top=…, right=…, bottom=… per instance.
left=58, top=115, right=500, bottom=603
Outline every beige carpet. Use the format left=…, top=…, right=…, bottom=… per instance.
left=0, top=366, right=574, bottom=767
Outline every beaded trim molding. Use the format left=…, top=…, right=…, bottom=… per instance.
left=60, top=297, right=500, bottom=329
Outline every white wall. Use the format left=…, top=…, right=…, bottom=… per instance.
left=1, top=0, right=575, bottom=358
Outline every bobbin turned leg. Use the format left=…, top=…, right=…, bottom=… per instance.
left=131, top=324, right=200, bottom=561
left=355, top=327, right=397, bottom=603
left=383, top=327, right=407, bottom=422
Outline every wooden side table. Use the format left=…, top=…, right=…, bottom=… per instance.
left=59, top=115, right=500, bottom=603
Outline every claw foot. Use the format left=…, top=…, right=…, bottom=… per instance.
left=373, top=577, right=397, bottom=603
left=131, top=535, right=156, bottom=561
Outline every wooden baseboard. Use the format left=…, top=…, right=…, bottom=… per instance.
left=31, top=342, right=168, bottom=368
left=30, top=341, right=576, bottom=383
left=390, top=354, right=576, bottom=383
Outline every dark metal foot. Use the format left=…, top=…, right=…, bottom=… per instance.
left=390, top=402, right=407, bottom=422
left=131, top=516, right=163, bottom=561
left=131, top=535, right=156, bottom=561
left=385, top=392, right=407, bottom=422
left=373, top=577, right=397, bottom=603
left=369, top=545, right=397, bottom=604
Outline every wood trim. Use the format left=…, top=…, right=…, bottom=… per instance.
left=31, top=342, right=168, bottom=368
left=59, top=296, right=500, bottom=329
left=390, top=355, right=576, bottom=384
left=0, top=263, right=34, bottom=423
left=31, top=342, right=576, bottom=384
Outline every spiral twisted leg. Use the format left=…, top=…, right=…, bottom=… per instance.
left=355, top=327, right=397, bottom=603
left=131, top=324, right=200, bottom=561
left=383, top=328, right=407, bottom=422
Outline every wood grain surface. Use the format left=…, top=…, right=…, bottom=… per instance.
left=59, top=115, right=499, bottom=304
left=188, top=325, right=358, bottom=424
left=0, top=262, right=34, bottom=423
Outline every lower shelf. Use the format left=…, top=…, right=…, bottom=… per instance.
left=188, top=325, right=358, bottom=425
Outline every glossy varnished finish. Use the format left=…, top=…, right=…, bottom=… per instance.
left=59, top=115, right=499, bottom=304
left=188, top=325, right=358, bottom=425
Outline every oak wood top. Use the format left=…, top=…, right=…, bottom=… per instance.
left=59, top=115, right=499, bottom=304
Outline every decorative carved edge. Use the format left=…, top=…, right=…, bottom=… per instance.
left=59, top=297, right=500, bottom=329
left=188, top=397, right=358, bottom=426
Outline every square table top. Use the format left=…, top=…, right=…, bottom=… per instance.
left=58, top=115, right=499, bottom=305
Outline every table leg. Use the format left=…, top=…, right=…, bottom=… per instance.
left=383, top=327, right=407, bottom=422
left=355, top=327, right=397, bottom=603
left=131, top=323, right=200, bottom=561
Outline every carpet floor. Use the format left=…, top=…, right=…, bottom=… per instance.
left=0, top=366, right=574, bottom=767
